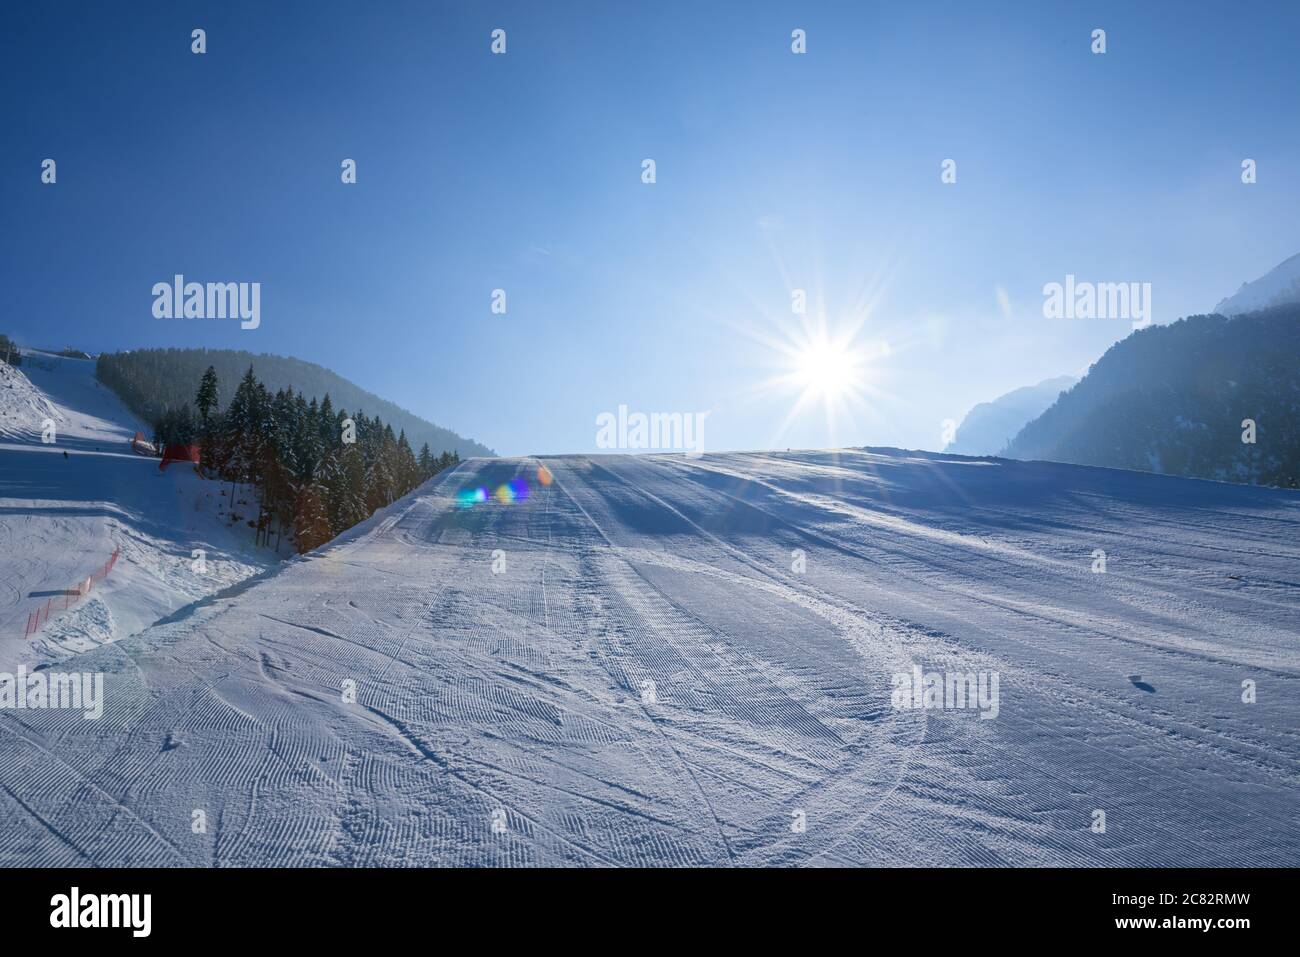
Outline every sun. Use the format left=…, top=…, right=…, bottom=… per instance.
left=794, top=339, right=859, bottom=399
left=738, top=317, right=895, bottom=449
left=722, top=270, right=901, bottom=449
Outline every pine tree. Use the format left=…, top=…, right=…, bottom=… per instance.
left=396, top=430, right=419, bottom=495
left=323, top=444, right=368, bottom=532
left=195, top=366, right=219, bottom=426
left=364, top=455, right=395, bottom=513
left=293, top=482, right=334, bottom=553
left=153, top=404, right=196, bottom=448
left=318, top=393, right=335, bottom=449
left=271, top=388, right=299, bottom=476
left=216, top=365, right=263, bottom=523
left=297, top=396, right=325, bottom=481
left=195, top=367, right=221, bottom=475
left=291, top=392, right=312, bottom=480
left=335, top=407, right=350, bottom=451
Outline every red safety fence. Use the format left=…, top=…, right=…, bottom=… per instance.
left=23, top=547, right=121, bottom=639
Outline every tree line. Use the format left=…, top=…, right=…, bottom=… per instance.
left=1004, top=305, right=1300, bottom=488
left=96, top=347, right=492, bottom=458
left=154, top=365, right=459, bottom=552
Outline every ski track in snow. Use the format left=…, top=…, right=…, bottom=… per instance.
left=0, top=448, right=1297, bottom=866
left=0, top=354, right=270, bottom=669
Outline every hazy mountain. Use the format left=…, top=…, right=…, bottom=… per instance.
left=945, top=376, right=1076, bottom=456
left=96, top=348, right=493, bottom=458
left=1214, top=252, right=1300, bottom=316
left=1002, top=305, right=1300, bottom=488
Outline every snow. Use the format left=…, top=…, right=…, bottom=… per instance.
left=0, top=446, right=1295, bottom=866
left=0, top=358, right=62, bottom=439
left=1214, top=251, right=1300, bottom=315
left=0, top=353, right=271, bottom=669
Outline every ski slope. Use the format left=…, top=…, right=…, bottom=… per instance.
left=0, top=449, right=1297, bottom=866
left=0, top=354, right=269, bottom=667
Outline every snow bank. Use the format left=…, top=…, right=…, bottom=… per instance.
left=0, top=352, right=273, bottom=668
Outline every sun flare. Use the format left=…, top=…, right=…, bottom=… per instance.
left=794, top=340, right=859, bottom=399
left=741, top=316, right=896, bottom=449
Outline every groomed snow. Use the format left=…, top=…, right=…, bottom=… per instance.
left=0, top=447, right=1295, bottom=866
left=0, top=353, right=270, bottom=668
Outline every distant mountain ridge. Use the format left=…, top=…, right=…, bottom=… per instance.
left=96, top=348, right=493, bottom=459
left=1003, top=305, right=1299, bottom=488
left=944, top=375, right=1077, bottom=457
left=1214, top=252, right=1300, bottom=316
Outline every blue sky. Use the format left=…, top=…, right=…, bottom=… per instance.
left=3, top=1, right=1298, bottom=456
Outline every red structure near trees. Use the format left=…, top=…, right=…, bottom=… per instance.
left=159, top=443, right=200, bottom=471
left=131, top=431, right=156, bottom=455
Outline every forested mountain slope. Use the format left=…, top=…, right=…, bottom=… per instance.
left=97, top=348, right=493, bottom=459
left=1004, top=306, right=1300, bottom=488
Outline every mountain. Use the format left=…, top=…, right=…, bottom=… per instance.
left=1214, top=252, right=1300, bottom=316
left=944, top=376, right=1076, bottom=456
left=1002, top=305, right=1300, bottom=487
left=96, top=348, right=493, bottom=458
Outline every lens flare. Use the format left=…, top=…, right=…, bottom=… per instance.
left=536, top=465, right=553, bottom=486
left=460, top=479, right=532, bottom=508
left=456, top=486, right=490, bottom=508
